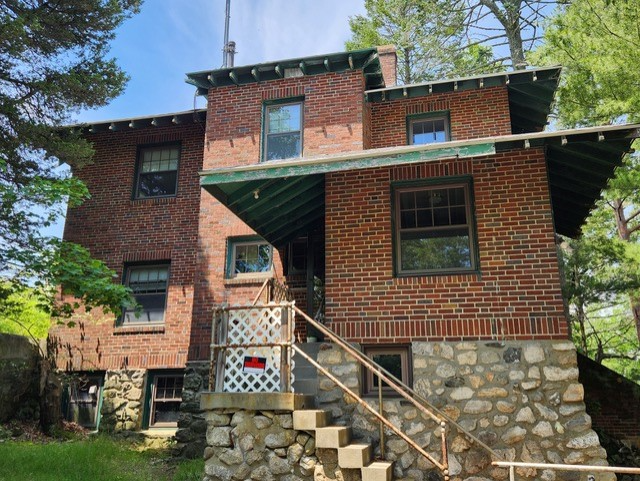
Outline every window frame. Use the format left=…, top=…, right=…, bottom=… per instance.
left=363, top=346, right=412, bottom=396
left=262, top=98, right=304, bottom=162
left=133, top=143, right=181, bottom=200
left=121, top=262, right=170, bottom=325
left=392, top=178, right=478, bottom=277
left=144, top=371, right=184, bottom=429
left=407, top=112, right=450, bottom=146
left=226, top=236, right=274, bottom=279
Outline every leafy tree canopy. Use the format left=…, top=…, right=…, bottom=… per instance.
left=0, top=0, right=140, bottom=317
left=531, top=0, right=640, bottom=127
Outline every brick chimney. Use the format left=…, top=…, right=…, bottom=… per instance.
left=377, top=45, right=397, bottom=87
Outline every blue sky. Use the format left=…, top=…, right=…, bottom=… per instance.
left=77, top=0, right=366, bottom=123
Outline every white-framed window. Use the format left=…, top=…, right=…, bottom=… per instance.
left=264, top=101, right=303, bottom=161
left=134, top=144, right=180, bottom=198
left=122, top=264, right=169, bottom=324
left=394, top=182, right=476, bottom=275
left=408, top=115, right=449, bottom=145
left=227, top=237, right=273, bottom=278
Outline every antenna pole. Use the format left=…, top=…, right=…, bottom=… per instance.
left=222, top=0, right=231, bottom=68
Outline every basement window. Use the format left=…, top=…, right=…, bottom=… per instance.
left=134, top=144, right=180, bottom=198
left=63, top=373, right=103, bottom=430
left=147, top=372, right=183, bottom=428
left=363, top=346, right=411, bottom=395
left=263, top=101, right=303, bottom=161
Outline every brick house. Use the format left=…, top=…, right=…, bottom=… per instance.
left=52, top=46, right=639, bottom=478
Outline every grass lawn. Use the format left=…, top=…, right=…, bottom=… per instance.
left=0, top=436, right=204, bottom=481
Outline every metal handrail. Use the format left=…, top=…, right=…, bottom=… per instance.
left=293, top=345, right=448, bottom=472
left=493, top=461, right=640, bottom=481
left=293, top=305, right=501, bottom=462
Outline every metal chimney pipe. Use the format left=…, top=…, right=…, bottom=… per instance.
left=226, top=40, right=236, bottom=68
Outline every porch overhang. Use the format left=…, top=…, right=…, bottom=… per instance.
left=200, top=124, right=639, bottom=246
left=200, top=141, right=496, bottom=247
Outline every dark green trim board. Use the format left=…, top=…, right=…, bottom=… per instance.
left=201, top=143, right=495, bottom=185
left=186, top=48, right=385, bottom=93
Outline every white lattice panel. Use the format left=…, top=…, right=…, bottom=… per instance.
left=221, top=305, right=295, bottom=393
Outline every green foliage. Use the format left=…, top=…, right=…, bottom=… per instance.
left=531, top=0, right=640, bottom=127
left=345, top=0, right=469, bottom=83
left=0, top=1, right=140, bottom=318
left=0, top=284, right=50, bottom=338
left=0, top=436, right=200, bottom=481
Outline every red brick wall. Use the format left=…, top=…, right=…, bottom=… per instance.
left=188, top=70, right=369, bottom=360
left=52, top=123, right=205, bottom=371
left=204, top=70, right=366, bottom=169
left=324, top=148, right=568, bottom=343
left=368, top=86, right=512, bottom=148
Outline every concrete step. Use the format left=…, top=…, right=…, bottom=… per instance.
left=292, top=378, right=318, bottom=395
left=315, top=425, right=352, bottom=448
left=361, top=461, right=393, bottom=481
left=338, top=443, right=372, bottom=469
left=293, top=409, right=331, bottom=431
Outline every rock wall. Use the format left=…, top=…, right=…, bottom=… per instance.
left=317, top=340, right=615, bottom=481
left=175, top=361, right=210, bottom=458
left=203, top=409, right=318, bottom=481
left=100, top=369, right=145, bottom=432
left=0, top=333, right=40, bottom=422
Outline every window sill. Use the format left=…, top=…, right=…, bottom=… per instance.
left=130, top=196, right=176, bottom=207
left=224, top=275, right=273, bottom=286
left=113, top=324, right=165, bottom=335
left=394, top=270, right=481, bottom=284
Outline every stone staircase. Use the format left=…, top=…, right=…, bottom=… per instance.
left=293, top=408, right=393, bottom=481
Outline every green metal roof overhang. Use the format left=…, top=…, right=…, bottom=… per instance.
left=186, top=48, right=385, bottom=94
left=365, top=66, right=561, bottom=134
left=201, top=125, right=639, bottom=247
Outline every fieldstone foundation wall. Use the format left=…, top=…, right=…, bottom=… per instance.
left=203, top=409, right=318, bottom=481
left=175, top=361, right=210, bottom=458
left=317, top=340, right=614, bottom=481
left=100, top=369, right=145, bottom=432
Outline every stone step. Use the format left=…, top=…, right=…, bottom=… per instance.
left=293, top=409, right=331, bottom=431
left=361, top=461, right=393, bottom=481
left=315, top=425, right=352, bottom=448
left=337, top=443, right=372, bottom=469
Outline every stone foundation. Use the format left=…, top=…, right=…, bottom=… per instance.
left=203, top=408, right=318, bottom=481
left=317, top=340, right=615, bottom=481
left=175, top=361, right=210, bottom=458
left=100, top=369, right=145, bottom=432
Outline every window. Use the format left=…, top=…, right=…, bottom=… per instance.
left=63, top=373, right=103, bottom=430
left=394, top=182, right=476, bottom=275
left=364, top=346, right=411, bottom=395
left=134, top=145, right=180, bottom=198
left=408, top=115, right=449, bottom=145
left=148, top=373, right=183, bottom=428
left=288, top=237, right=307, bottom=274
left=227, top=237, right=273, bottom=278
left=122, top=264, right=169, bottom=324
left=264, top=101, right=303, bottom=161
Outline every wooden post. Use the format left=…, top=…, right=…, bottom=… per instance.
left=214, top=309, right=228, bottom=392
left=280, top=304, right=291, bottom=392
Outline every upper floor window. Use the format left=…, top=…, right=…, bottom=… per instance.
left=264, top=101, right=303, bottom=161
left=394, top=182, right=476, bottom=275
left=122, top=263, right=169, bottom=324
left=408, top=115, right=449, bottom=145
left=227, top=237, right=273, bottom=278
left=134, top=145, right=180, bottom=198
